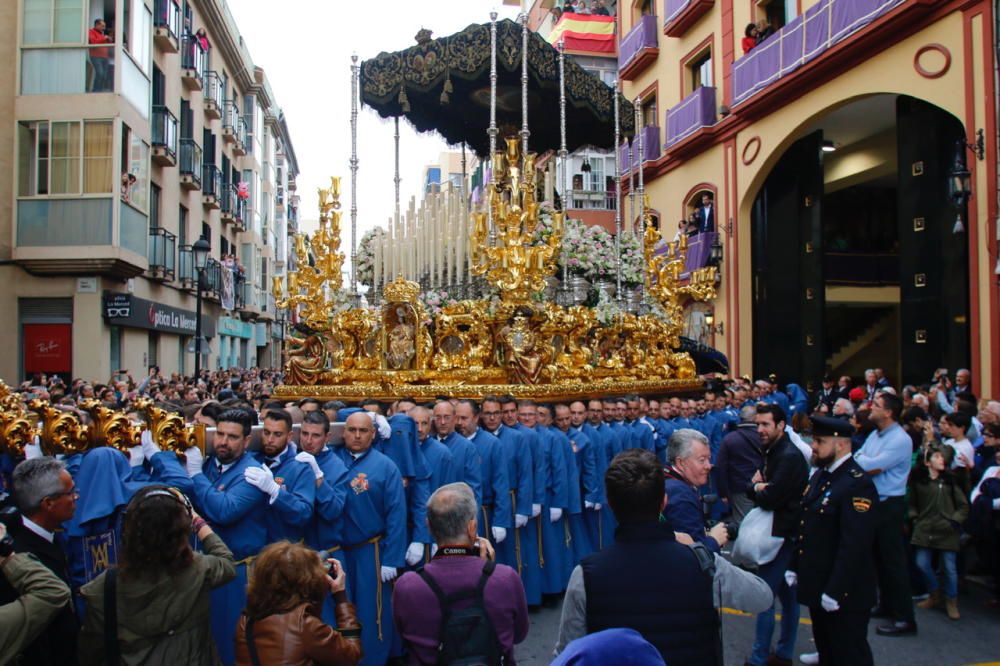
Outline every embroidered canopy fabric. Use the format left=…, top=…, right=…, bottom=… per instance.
left=360, top=19, right=635, bottom=157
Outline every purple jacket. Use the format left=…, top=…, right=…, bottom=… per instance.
left=392, top=555, right=529, bottom=664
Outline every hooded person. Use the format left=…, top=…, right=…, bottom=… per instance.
left=552, top=628, right=666, bottom=666
left=785, top=383, right=810, bottom=418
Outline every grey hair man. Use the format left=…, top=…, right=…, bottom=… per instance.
left=392, top=482, right=529, bottom=664
left=832, top=397, right=855, bottom=418
left=715, top=406, right=765, bottom=525
left=663, top=429, right=729, bottom=552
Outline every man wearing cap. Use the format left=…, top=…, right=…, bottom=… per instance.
left=813, top=375, right=839, bottom=414
left=785, top=416, right=879, bottom=665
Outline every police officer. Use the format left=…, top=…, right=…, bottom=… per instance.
left=785, top=416, right=879, bottom=666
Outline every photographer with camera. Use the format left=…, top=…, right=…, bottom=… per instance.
left=235, top=541, right=361, bottom=666
left=663, top=429, right=730, bottom=553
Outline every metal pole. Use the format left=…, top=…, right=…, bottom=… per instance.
left=488, top=10, right=498, bottom=246
left=350, top=53, right=360, bottom=297
left=636, top=97, right=645, bottom=236
left=520, top=9, right=530, bottom=165
left=194, top=269, right=203, bottom=380
left=628, top=140, right=635, bottom=235
left=558, top=38, right=569, bottom=288
left=613, top=78, right=622, bottom=302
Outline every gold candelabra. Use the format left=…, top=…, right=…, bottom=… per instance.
left=470, top=138, right=563, bottom=303
left=273, top=176, right=345, bottom=330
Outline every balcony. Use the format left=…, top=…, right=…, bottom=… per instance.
left=732, top=0, right=905, bottom=106
left=619, top=15, right=659, bottom=80
left=679, top=231, right=718, bottom=279
left=153, top=0, right=180, bottom=53
left=179, top=138, right=203, bottom=190
left=221, top=183, right=237, bottom=223
left=203, top=71, right=223, bottom=119
left=202, top=165, right=223, bottom=208
left=238, top=282, right=261, bottom=315
left=222, top=101, right=247, bottom=154
left=178, top=245, right=196, bottom=289
left=569, top=190, right=616, bottom=210
left=151, top=105, right=178, bottom=166
left=202, top=258, right=223, bottom=298
left=619, top=124, right=662, bottom=170
left=663, top=0, right=714, bottom=37
left=180, top=34, right=206, bottom=90
left=665, top=86, right=716, bottom=146
left=147, top=227, right=176, bottom=281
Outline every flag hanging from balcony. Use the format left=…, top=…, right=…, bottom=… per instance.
left=221, top=267, right=235, bottom=311
left=547, top=12, right=616, bottom=55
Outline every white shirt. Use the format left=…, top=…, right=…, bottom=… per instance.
left=971, top=465, right=1000, bottom=509
left=784, top=425, right=812, bottom=462
left=945, top=437, right=975, bottom=469
left=826, top=452, right=853, bottom=475
left=21, top=515, right=55, bottom=543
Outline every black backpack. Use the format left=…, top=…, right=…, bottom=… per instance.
left=414, top=560, right=503, bottom=666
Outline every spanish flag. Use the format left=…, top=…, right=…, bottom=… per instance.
left=547, top=12, right=616, bottom=55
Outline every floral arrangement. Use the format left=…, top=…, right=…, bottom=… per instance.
left=419, top=289, right=458, bottom=317
left=619, top=232, right=645, bottom=286
left=594, top=291, right=623, bottom=325
left=356, top=227, right=382, bottom=288
left=585, top=225, right=617, bottom=280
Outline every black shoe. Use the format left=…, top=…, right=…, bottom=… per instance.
left=876, top=621, right=918, bottom=636
left=870, top=606, right=892, bottom=619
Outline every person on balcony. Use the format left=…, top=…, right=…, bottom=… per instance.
left=697, top=193, right=715, bottom=233
left=742, top=23, right=758, bottom=54
left=755, top=18, right=775, bottom=45
left=88, top=19, right=113, bottom=92
left=592, top=0, right=610, bottom=16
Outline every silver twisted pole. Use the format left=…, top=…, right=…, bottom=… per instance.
left=488, top=10, right=498, bottom=246
left=613, top=77, right=622, bottom=302
left=519, top=10, right=530, bottom=165
left=558, top=38, right=569, bottom=286
left=636, top=97, right=645, bottom=236
left=350, top=52, right=360, bottom=298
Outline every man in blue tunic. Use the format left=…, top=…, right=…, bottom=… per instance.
left=455, top=399, right=512, bottom=547
left=588, top=399, right=619, bottom=543
left=247, top=408, right=315, bottom=543
left=433, top=400, right=481, bottom=505
left=572, top=401, right=607, bottom=552
left=608, top=398, right=637, bottom=450
left=481, top=395, right=538, bottom=604
left=335, top=411, right=407, bottom=666
left=521, top=401, right=568, bottom=596
left=556, top=404, right=595, bottom=563
left=408, top=406, right=451, bottom=566
left=295, top=409, right=350, bottom=625
left=626, top=396, right=656, bottom=454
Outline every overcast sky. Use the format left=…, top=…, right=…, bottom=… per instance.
left=231, top=1, right=523, bottom=254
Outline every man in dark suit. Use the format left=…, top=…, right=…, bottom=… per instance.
left=697, top=193, right=715, bottom=233
left=0, top=456, right=80, bottom=664
left=786, top=416, right=879, bottom=665
left=812, top=374, right=838, bottom=414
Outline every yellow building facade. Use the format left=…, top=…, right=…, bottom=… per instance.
left=615, top=0, right=999, bottom=396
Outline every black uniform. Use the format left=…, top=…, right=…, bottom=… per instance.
left=790, top=454, right=878, bottom=666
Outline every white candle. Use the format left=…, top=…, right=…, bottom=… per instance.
left=374, top=230, right=382, bottom=289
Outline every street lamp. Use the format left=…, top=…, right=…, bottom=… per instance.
left=192, top=235, right=211, bottom=380
left=948, top=139, right=972, bottom=234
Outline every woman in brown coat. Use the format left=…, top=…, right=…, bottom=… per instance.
left=235, top=541, right=362, bottom=666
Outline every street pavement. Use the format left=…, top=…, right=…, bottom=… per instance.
left=515, top=581, right=1000, bottom=665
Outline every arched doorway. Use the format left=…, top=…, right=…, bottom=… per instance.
left=750, top=94, right=970, bottom=389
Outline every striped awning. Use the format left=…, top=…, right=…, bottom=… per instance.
left=547, top=12, right=616, bottom=55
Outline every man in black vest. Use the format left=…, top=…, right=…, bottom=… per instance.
left=554, top=449, right=720, bottom=665
left=0, top=457, right=80, bottom=665
left=786, top=416, right=878, bottom=665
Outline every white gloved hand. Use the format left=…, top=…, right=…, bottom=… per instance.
left=430, top=543, right=438, bottom=557
left=531, top=503, right=542, bottom=518
left=184, top=447, right=204, bottom=478
left=594, top=503, right=602, bottom=511
left=491, top=526, right=508, bottom=543
left=784, top=570, right=798, bottom=587
left=584, top=500, right=595, bottom=510
left=380, top=566, right=398, bottom=582
left=405, top=542, right=424, bottom=566
left=141, top=430, right=161, bottom=461
left=820, top=593, right=840, bottom=612
left=128, top=445, right=144, bottom=468
left=295, top=451, right=324, bottom=480
left=514, top=514, right=529, bottom=529
left=245, top=465, right=280, bottom=502
left=24, top=436, right=43, bottom=460
left=370, top=413, right=392, bottom=439
left=549, top=508, right=563, bottom=523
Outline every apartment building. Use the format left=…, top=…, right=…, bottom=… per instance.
left=614, top=0, right=999, bottom=395
left=0, top=0, right=300, bottom=383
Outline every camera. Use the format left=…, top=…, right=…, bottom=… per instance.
left=323, top=558, right=340, bottom=577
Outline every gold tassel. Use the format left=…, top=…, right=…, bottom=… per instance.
left=440, top=73, right=452, bottom=105
left=398, top=85, right=410, bottom=113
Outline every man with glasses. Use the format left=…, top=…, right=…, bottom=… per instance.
left=0, top=457, right=79, bottom=664
left=855, top=391, right=918, bottom=636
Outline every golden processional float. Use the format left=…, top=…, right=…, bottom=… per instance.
left=270, top=14, right=722, bottom=402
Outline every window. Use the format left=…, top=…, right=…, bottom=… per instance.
left=110, top=325, right=122, bottom=372
left=121, top=123, right=149, bottom=210
left=641, top=97, right=657, bottom=127
left=23, top=0, right=85, bottom=45
left=18, top=120, right=113, bottom=196
left=243, top=95, right=255, bottom=154
left=150, top=183, right=160, bottom=229
left=178, top=204, right=188, bottom=245
left=688, top=50, right=713, bottom=93
left=148, top=331, right=159, bottom=367
left=584, top=154, right=605, bottom=192
left=757, top=0, right=795, bottom=30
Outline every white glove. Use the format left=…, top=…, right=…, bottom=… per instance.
left=430, top=544, right=438, bottom=557
left=295, top=451, right=324, bottom=480
left=380, top=565, right=398, bottom=582
left=594, top=503, right=602, bottom=511
left=245, top=465, right=280, bottom=502
left=405, top=542, right=424, bottom=566
left=585, top=500, right=595, bottom=510
left=184, top=447, right=204, bottom=478
left=140, top=430, right=160, bottom=461
left=24, top=436, right=43, bottom=460
left=369, top=413, right=392, bottom=439
left=514, top=514, right=529, bottom=529
left=531, top=503, right=542, bottom=518
left=549, top=508, right=563, bottom=523
left=128, top=445, right=144, bottom=468
left=820, top=593, right=840, bottom=612
left=491, top=526, right=508, bottom=543
left=784, top=570, right=798, bottom=587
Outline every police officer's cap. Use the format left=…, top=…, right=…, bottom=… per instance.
left=809, top=415, right=852, bottom=438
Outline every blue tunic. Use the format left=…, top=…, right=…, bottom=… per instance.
left=335, top=446, right=407, bottom=666
left=438, top=431, right=481, bottom=506
left=305, top=446, right=350, bottom=627
left=467, top=427, right=513, bottom=536
left=420, top=436, right=455, bottom=494
left=252, top=446, right=316, bottom=543
left=566, top=426, right=596, bottom=563
left=582, top=423, right=611, bottom=550
left=532, top=426, right=568, bottom=594
left=627, top=418, right=656, bottom=453
left=549, top=426, right=581, bottom=582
